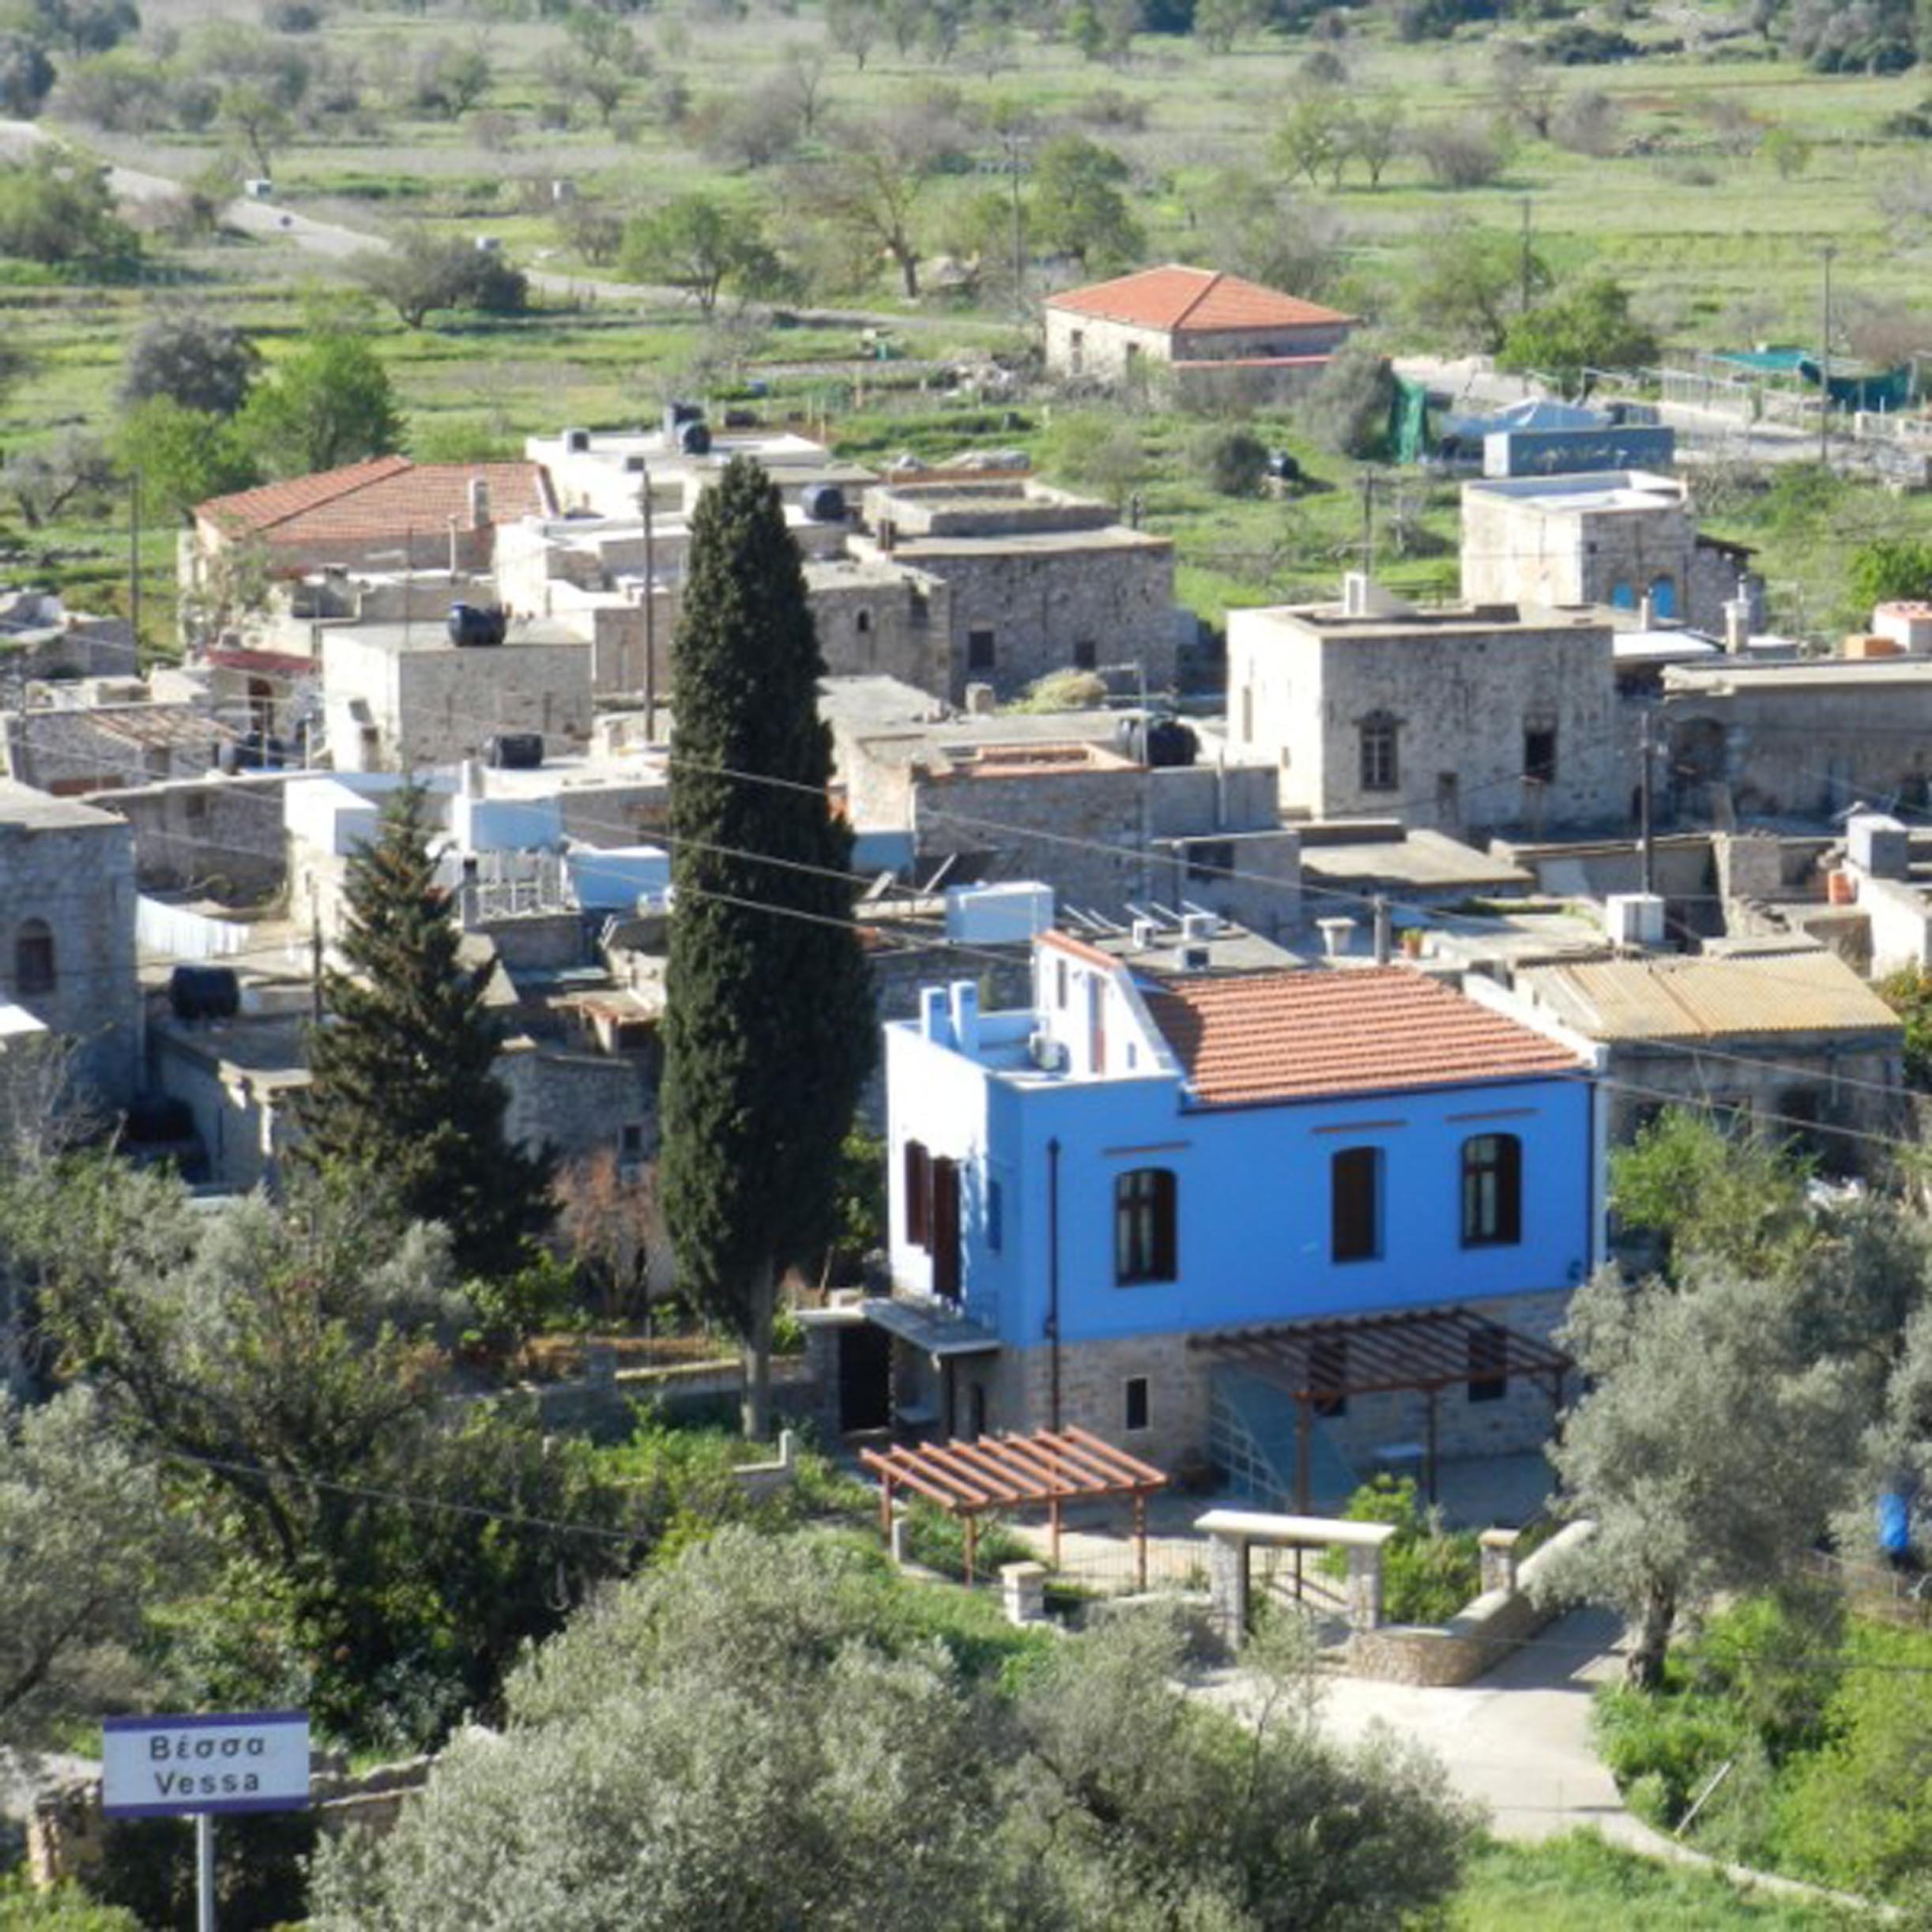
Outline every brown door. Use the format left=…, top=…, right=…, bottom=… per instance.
left=931, top=1157, right=962, bottom=1303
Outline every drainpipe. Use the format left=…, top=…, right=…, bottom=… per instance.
left=1046, top=1135, right=1062, bottom=1432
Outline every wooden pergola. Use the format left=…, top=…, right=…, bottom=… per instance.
left=861, top=1425, right=1169, bottom=1587
left=1194, top=1308, right=1572, bottom=1512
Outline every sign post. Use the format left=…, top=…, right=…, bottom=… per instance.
left=102, top=1712, right=311, bottom=1932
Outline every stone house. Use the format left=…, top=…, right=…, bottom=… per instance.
left=845, top=479, right=1181, bottom=701
left=842, top=717, right=1299, bottom=932
left=1661, top=654, right=1932, bottom=824
left=1226, top=587, right=1626, bottom=834
left=191, top=457, right=555, bottom=585
left=845, top=932, right=1602, bottom=1489
left=1043, top=264, right=1357, bottom=394
left=319, top=619, right=593, bottom=772
left=1459, top=470, right=1757, bottom=635
left=1515, top=946, right=1904, bottom=1174
left=0, top=780, right=141, bottom=1109
left=0, top=698, right=235, bottom=800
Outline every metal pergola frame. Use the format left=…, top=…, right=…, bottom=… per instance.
left=1193, top=1308, right=1572, bottom=1512
left=861, top=1425, right=1169, bottom=1587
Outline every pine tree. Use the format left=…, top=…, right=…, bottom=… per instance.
left=661, top=457, right=875, bottom=1439
left=294, top=785, right=554, bottom=1279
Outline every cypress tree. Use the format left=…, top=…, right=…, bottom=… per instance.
left=294, top=784, right=554, bottom=1279
left=661, top=456, right=875, bottom=1439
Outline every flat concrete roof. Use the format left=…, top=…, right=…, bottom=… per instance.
left=1298, top=827, right=1535, bottom=892
left=1463, top=469, right=1685, bottom=513
left=0, top=778, right=122, bottom=831
left=324, top=620, right=588, bottom=656
left=883, top=525, right=1170, bottom=559
left=1666, top=656, right=1932, bottom=692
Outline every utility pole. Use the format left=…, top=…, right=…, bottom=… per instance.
left=1639, top=705, right=1655, bottom=898
left=1359, top=470, right=1376, bottom=579
left=1819, top=243, right=1835, bottom=469
left=309, top=881, right=323, bottom=1025
left=1520, top=196, right=1535, bottom=314
left=128, top=471, right=141, bottom=652
left=1006, top=128, right=1026, bottom=318
left=639, top=462, right=657, bottom=740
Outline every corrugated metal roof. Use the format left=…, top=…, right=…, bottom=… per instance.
left=1143, top=966, right=1583, bottom=1107
left=1521, top=951, right=1902, bottom=1041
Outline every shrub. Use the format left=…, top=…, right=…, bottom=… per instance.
left=1192, top=424, right=1269, bottom=497
left=1318, top=1475, right=1481, bottom=1625
left=1409, top=117, right=1509, bottom=188
left=901, top=1497, right=1034, bottom=1580
left=1539, top=23, right=1639, bottom=63
left=1298, top=342, right=1396, bottom=458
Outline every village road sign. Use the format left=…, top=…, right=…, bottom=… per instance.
left=101, top=1712, right=311, bottom=1818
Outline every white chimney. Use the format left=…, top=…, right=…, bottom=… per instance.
left=1316, top=916, right=1356, bottom=959
left=1723, top=597, right=1751, bottom=655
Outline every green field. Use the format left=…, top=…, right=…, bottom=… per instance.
left=9, top=2, right=1932, bottom=643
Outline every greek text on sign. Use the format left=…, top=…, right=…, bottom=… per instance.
left=102, top=1712, right=311, bottom=1817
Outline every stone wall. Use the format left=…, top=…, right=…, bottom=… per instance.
left=805, top=563, right=952, bottom=695
left=499, top=1038, right=657, bottom=1165
left=0, top=801, right=141, bottom=1107
left=1230, top=606, right=1625, bottom=833
left=89, top=773, right=291, bottom=899
left=1346, top=1519, right=1595, bottom=1685
left=906, top=756, right=1291, bottom=928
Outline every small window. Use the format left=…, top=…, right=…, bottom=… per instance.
left=1115, top=1167, right=1177, bottom=1285
left=1073, top=638, right=1097, bottom=671
left=967, top=627, right=996, bottom=671
left=1523, top=725, right=1558, bottom=786
left=1187, top=839, right=1234, bottom=882
left=13, top=919, right=54, bottom=996
left=1358, top=713, right=1399, bottom=793
left=1124, top=1376, right=1150, bottom=1433
left=904, top=1139, right=932, bottom=1249
left=1461, top=1133, right=1522, bottom=1247
left=985, top=1175, right=1004, bottom=1254
left=855, top=608, right=872, bottom=635
left=1467, top=1320, right=1508, bottom=1403
left=1331, top=1147, right=1380, bottom=1263
left=620, top=1122, right=644, bottom=1156
left=1610, top=580, right=1636, bottom=609
left=1310, top=1335, right=1348, bottom=1418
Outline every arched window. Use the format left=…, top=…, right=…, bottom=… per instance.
left=1648, top=574, right=1678, bottom=621
left=1115, top=1168, right=1177, bottom=1284
left=14, top=918, right=54, bottom=996
left=1461, top=1133, right=1522, bottom=1246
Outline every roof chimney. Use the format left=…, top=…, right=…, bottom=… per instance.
left=468, top=476, right=491, bottom=530
left=1723, top=597, right=1751, bottom=655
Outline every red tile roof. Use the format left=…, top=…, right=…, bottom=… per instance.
left=198, top=459, right=553, bottom=541
left=1046, top=266, right=1355, bottom=334
left=1142, top=967, right=1582, bottom=1107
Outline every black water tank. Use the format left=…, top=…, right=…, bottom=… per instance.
left=448, top=602, right=507, bottom=647
left=486, top=732, right=544, bottom=770
left=802, top=482, right=846, bottom=522
left=169, top=966, right=240, bottom=1022
left=1116, top=714, right=1198, bottom=768
left=675, top=420, right=712, bottom=457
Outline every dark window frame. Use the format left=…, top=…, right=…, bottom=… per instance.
left=1359, top=713, right=1399, bottom=793
left=1460, top=1133, right=1523, bottom=1248
left=904, top=1139, right=932, bottom=1249
left=967, top=627, right=996, bottom=671
left=1467, top=1320, right=1508, bottom=1404
left=1124, top=1375, right=1151, bottom=1433
left=13, top=919, right=54, bottom=996
left=1115, top=1166, right=1177, bottom=1285
left=1331, top=1147, right=1381, bottom=1263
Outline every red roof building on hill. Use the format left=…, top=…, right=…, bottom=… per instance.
left=1044, top=264, right=1358, bottom=394
left=193, top=457, right=555, bottom=580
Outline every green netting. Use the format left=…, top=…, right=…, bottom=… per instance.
left=1392, top=375, right=1430, bottom=465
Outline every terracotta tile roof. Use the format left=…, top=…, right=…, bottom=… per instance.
left=1045, top=265, right=1355, bottom=334
left=1142, top=966, right=1583, bottom=1107
left=1040, top=929, right=1118, bottom=971
left=198, top=459, right=553, bottom=540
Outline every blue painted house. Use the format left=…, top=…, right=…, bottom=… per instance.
left=857, top=931, right=1605, bottom=1505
